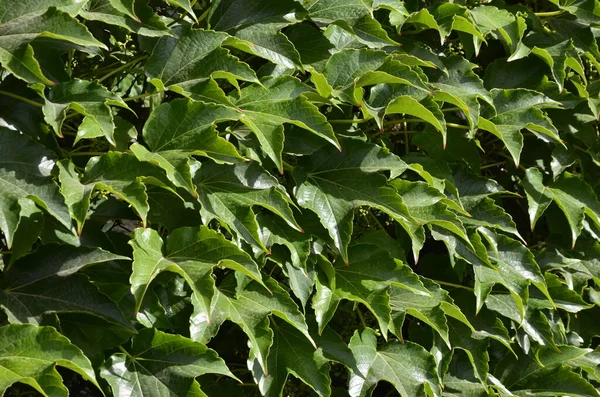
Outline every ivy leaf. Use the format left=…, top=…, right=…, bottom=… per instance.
left=389, top=278, right=472, bottom=347
left=133, top=98, right=243, bottom=195
left=364, top=83, right=446, bottom=145
left=57, top=160, right=93, bottom=234
left=479, top=89, right=563, bottom=166
left=129, top=226, right=264, bottom=322
left=101, top=328, right=238, bottom=397
left=194, top=161, right=301, bottom=251
left=391, top=180, right=471, bottom=246
left=510, top=33, right=581, bottom=92
left=468, top=5, right=526, bottom=56
left=460, top=197, right=524, bottom=242
left=191, top=275, right=315, bottom=375
left=293, top=138, right=424, bottom=262
left=257, top=212, right=310, bottom=270
left=0, top=7, right=105, bottom=84
left=232, top=76, right=340, bottom=172
left=547, top=0, right=600, bottom=25
left=476, top=231, right=551, bottom=318
left=537, top=345, right=600, bottom=381
left=523, top=168, right=600, bottom=248
left=81, top=152, right=176, bottom=227
left=529, top=273, right=592, bottom=313
left=0, top=1, right=82, bottom=22
left=494, top=347, right=600, bottom=397
left=305, top=0, right=396, bottom=48
left=257, top=212, right=313, bottom=306
left=485, top=293, right=558, bottom=351
left=209, top=0, right=305, bottom=68
left=348, top=327, right=442, bottom=397
left=35, top=79, right=132, bottom=145
left=322, top=49, right=429, bottom=106
left=81, top=0, right=171, bottom=37
left=0, top=245, right=132, bottom=328
left=318, top=243, right=430, bottom=338
left=427, top=56, right=494, bottom=133
left=165, top=0, right=196, bottom=20
left=146, top=27, right=258, bottom=96
left=10, top=198, right=44, bottom=263
left=108, top=0, right=137, bottom=21
left=429, top=3, right=486, bottom=44
left=247, top=320, right=330, bottom=396
left=0, top=324, right=100, bottom=396
left=0, top=128, right=71, bottom=248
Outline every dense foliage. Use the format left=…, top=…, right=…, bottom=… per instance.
left=1, top=0, right=600, bottom=396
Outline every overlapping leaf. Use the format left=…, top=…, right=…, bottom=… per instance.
left=101, top=328, right=237, bottom=397
left=0, top=245, right=131, bottom=327
left=0, top=324, right=100, bottom=396
left=129, top=226, right=264, bottom=324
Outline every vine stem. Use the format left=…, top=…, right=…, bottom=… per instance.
left=118, top=345, right=134, bottom=359
left=434, top=280, right=474, bottom=291
left=0, top=90, right=43, bottom=108
left=97, top=55, right=148, bottom=83
left=446, top=122, right=470, bottom=130
left=442, top=107, right=463, bottom=112
left=329, top=118, right=372, bottom=124
left=123, top=91, right=160, bottom=102
left=480, top=160, right=506, bottom=169
left=69, top=151, right=106, bottom=156
left=356, top=307, right=367, bottom=329
left=534, top=10, right=565, bottom=17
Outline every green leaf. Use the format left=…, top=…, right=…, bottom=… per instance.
left=81, top=0, right=171, bottom=37
left=209, top=0, right=305, bottom=68
left=194, top=161, right=301, bottom=251
left=485, top=293, right=557, bottom=350
left=108, top=0, right=137, bottom=21
left=510, top=33, right=580, bottom=92
left=427, top=56, right=493, bottom=133
left=293, top=138, right=424, bottom=262
left=523, top=168, right=600, bottom=247
left=0, top=7, right=105, bottom=84
left=348, top=327, right=441, bottom=397
left=468, top=5, right=526, bottom=56
left=494, top=347, right=600, bottom=397
left=232, top=76, right=340, bottom=171
left=0, top=324, right=100, bottom=396
left=146, top=27, right=258, bottom=95
left=80, top=152, right=177, bottom=227
left=36, top=79, right=131, bottom=145
left=461, top=197, right=524, bottom=242
left=9, top=198, right=44, bottom=263
left=391, top=180, right=470, bottom=246
left=389, top=277, right=472, bottom=347
left=478, top=89, right=563, bottom=166
left=101, top=328, right=237, bottom=397
left=305, top=0, right=396, bottom=48
left=476, top=231, right=550, bottom=318
left=319, top=243, right=430, bottom=338
left=0, top=245, right=132, bottom=328
left=250, top=320, right=331, bottom=397
left=129, top=226, right=264, bottom=321
left=191, top=275, right=315, bottom=375
left=133, top=98, right=243, bottom=194
left=57, top=159, right=93, bottom=234
left=0, top=128, right=71, bottom=248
